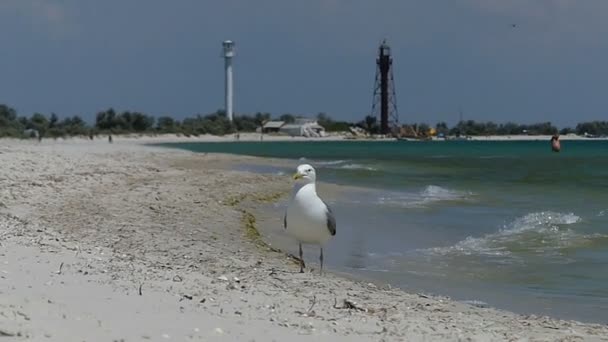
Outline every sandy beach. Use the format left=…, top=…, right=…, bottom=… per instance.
left=1, top=137, right=607, bottom=341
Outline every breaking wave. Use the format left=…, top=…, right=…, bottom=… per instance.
left=307, top=159, right=379, bottom=171
left=423, top=212, right=608, bottom=259
left=314, top=159, right=350, bottom=166
left=340, top=164, right=378, bottom=171
left=377, top=185, right=474, bottom=208
left=420, top=185, right=472, bottom=201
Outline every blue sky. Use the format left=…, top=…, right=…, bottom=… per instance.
left=0, top=0, right=607, bottom=127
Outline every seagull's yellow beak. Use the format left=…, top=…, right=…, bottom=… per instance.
left=293, top=172, right=303, bottom=180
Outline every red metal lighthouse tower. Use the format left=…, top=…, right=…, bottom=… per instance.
left=371, top=39, right=399, bottom=135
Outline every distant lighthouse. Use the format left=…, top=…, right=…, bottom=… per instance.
left=370, top=39, right=399, bottom=135
left=222, top=40, right=235, bottom=122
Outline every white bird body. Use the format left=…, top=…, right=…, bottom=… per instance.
left=284, top=164, right=336, bottom=273
left=286, top=183, right=333, bottom=245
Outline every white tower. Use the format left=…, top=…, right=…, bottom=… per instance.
left=222, top=40, right=235, bottom=122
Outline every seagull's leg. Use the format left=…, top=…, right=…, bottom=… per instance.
left=299, top=242, right=305, bottom=273
left=320, top=247, right=324, bottom=275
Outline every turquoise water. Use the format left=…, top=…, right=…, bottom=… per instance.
left=161, top=140, right=608, bottom=323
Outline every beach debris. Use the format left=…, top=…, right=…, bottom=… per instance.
left=0, top=329, right=15, bottom=337
left=213, top=328, right=224, bottom=335
left=542, top=324, right=560, bottom=330
left=540, top=318, right=561, bottom=330
left=16, top=311, right=30, bottom=321
left=181, top=294, right=193, bottom=301
left=56, top=262, right=64, bottom=275
left=334, top=298, right=369, bottom=312
left=138, top=283, right=143, bottom=296
left=172, top=275, right=183, bottom=282
left=295, top=295, right=317, bottom=317
left=217, top=275, right=229, bottom=282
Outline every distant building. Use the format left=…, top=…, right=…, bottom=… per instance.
left=260, top=120, right=285, bottom=134
left=23, top=129, right=39, bottom=138
left=280, top=118, right=326, bottom=137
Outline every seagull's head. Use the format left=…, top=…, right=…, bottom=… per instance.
left=293, top=164, right=316, bottom=183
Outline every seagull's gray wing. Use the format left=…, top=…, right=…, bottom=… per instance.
left=322, top=200, right=336, bottom=236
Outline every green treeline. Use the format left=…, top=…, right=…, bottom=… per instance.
left=0, top=105, right=354, bottom=138
left=1, top=104, right=608, bottom=138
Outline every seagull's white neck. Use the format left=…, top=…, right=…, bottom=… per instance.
left=291, top=181, right=317, bottom=198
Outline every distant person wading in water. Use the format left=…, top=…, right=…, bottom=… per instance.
left=551, top=135, right=560, bottom=152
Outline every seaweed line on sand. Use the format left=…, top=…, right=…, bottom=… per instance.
left=223, top=190, right=303, bottom=267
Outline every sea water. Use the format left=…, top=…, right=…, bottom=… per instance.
left=161, top=140, right=608, bottom=323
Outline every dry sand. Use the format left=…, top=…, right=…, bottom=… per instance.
left=1, top=137, right=607, bottom=341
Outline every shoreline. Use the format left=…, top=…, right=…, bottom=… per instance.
left=238, top=164, right=608, bottom=325
left=3, top=132, right=608, bottom=145
left=1, top=138, right=607, bottom=340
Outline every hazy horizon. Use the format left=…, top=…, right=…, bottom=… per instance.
left=1, top=1, right=607, bottom=127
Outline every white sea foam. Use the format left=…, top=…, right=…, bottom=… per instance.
left=315, top=159, right=349, bottom=166
left=424, top=211, right=590, bottom=258
left=309, top=159, right=379, bottom=171
left=377, top=185, right=473, bottom=208
left=340, top=164, right=378, bottom=171
left=420, top=185, right=472, bottom=202
left=462, top=300, right=490, bottom=308
left=479, top=155, right=511, bottom=159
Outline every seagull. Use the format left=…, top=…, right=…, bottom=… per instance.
left=284, top=164, right=336, bottom=274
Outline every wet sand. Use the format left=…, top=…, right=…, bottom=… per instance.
left=1, top=137, right=607, bottom=341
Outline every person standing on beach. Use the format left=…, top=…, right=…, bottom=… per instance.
left=551, top=134, right=560, bottom=152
